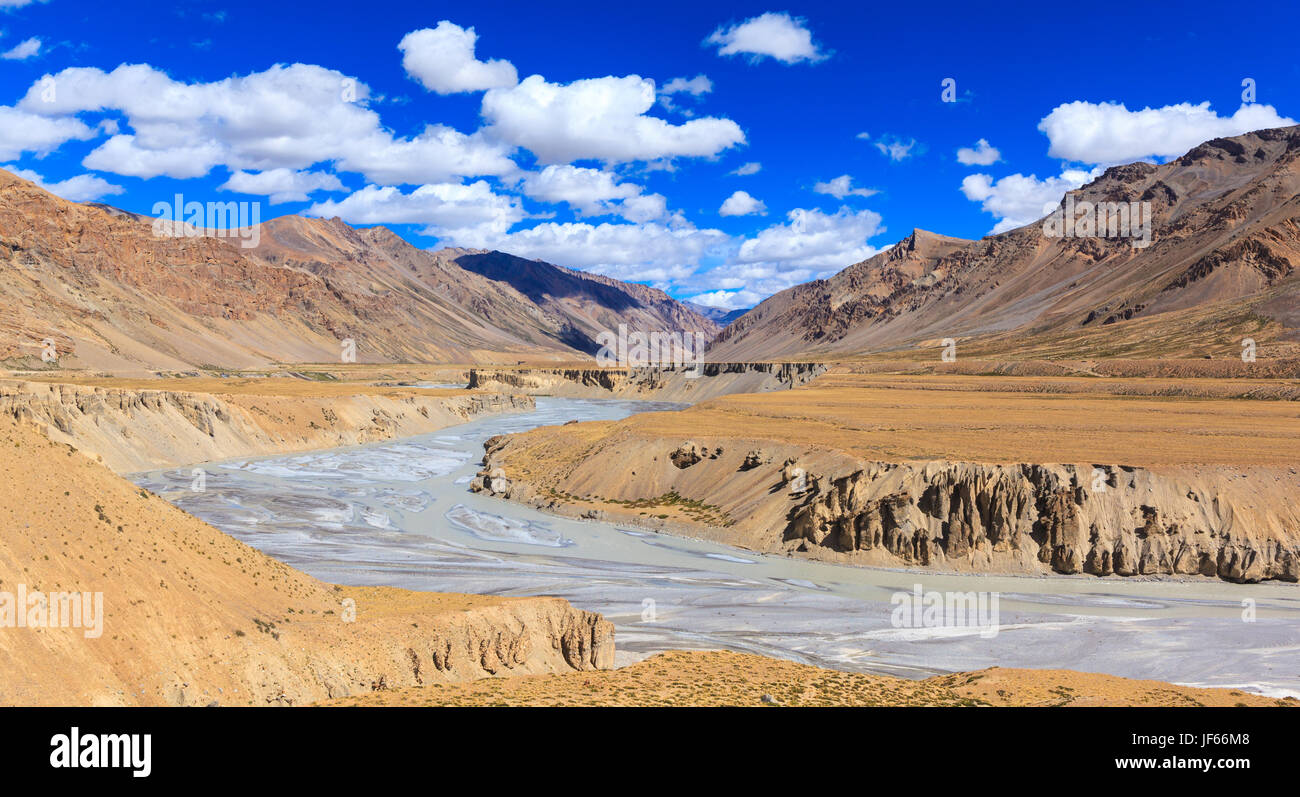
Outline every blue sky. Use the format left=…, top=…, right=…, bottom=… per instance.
left=2, top=0, right=1297, bottom=309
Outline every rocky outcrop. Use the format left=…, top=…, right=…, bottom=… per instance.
left=788, top=461, right=1299, bottom=583
left=467, top=361, right=827, bottom=401
left=0, top=379, right=533, bottom=472
left=473, top=419, right=1300, bottom=584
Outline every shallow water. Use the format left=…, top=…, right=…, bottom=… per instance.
left=131, top=397, right=1300, bottom=696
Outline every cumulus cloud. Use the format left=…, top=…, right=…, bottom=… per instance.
left=0, top=105, right=95, bottom=160
left=4, top=165, right=123, bottom=201
left=305, top=181, right=524, bottom=243
left=813, top=174, right=877, bottom=199
left=1, top=36, right=40, bottom=61
left=960, top=167, right=1102, bottom=233
left=1038, top=101, right=1296, bottom=164
left=18, top=63, right=517, bottom=183
left=729, top=161, right=761, bottom=176
left=481, top=74, right=744, bottom=164
left=469, top=219, right=728, bottom=281
left=680, top=256, right=846, bottom=311
left=734, top=206, right=885, bottom=271
left=719, top=190, right=765, bottom=216
left=518, top=164, right=666, bottom=222
left=705, top=12, right=827, bottom=64
left=220, top=168, right=345, bottom=204
left=399, top=22, right=518, bottom=94
left=956, top=138, right=1000, bottom=166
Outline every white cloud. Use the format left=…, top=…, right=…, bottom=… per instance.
left=220, top=168, right=345, bottom=204
left=4, top=165, right=123, bottom=202
left=734, top=206, right=885, bottom=270
left=1, top=36, right=40, bottom=61
left=960, top=167, right=1102, bottom=233
left=679, top=259, right=831, bottom=311
left=481, top=74, right=744, bottom=164
left=82, top=135, right=225, bottom=179
left=0, top=106, right=95, bottom=161
left=305, top=181, right=524, bottom=243
left=956, top=138, right=1000, bottom=166
left=519, top=164, right=638, bottom=213
left=659, top=74, right=712, bottom=97
left=0, top=0, right=47, bottom=8
left=729, top=161, right=761, bottom=176
left=864, top=133, right=918, bottom=161
left=469, top=219, right=728, bottom=280
left=398, top=22, right=518, bottom=94
left=813, top=174, right=877, bottom=199
left=719, top=190, right=765, bottom=216
left=518, top=164, right=666, bottom=222
left=18, top=63, right=517, bottom=183
left=657, top=74, right=712, bottom=114
left=705, top=12, right=827, bottom=64
left=683, top=289, right=748, bottom=310
left=618, top=193, right=669, bottom=224
left=1038, top=101, right=1296, bottom=164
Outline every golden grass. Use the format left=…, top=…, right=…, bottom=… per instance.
left=511, top=373, right=1300, bottom=467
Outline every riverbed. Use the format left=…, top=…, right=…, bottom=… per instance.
left=130, top=397, right=1300, bottom=697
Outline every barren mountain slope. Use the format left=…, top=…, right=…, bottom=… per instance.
left=452, top=249, right=720, bottom=352
left=0, top=169, right=715, bottom=371
left=710, top=125, right=1300, bottom=361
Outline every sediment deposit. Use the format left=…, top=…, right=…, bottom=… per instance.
left=0, top=378, right=532, bottom=472
left=0, top=413, right=611, bottom=706
left=467, top=361, right=826, bottom=400
left=472, top=374, right=1300, bottom=583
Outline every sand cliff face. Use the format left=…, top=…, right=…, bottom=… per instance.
left=787, top=461, right=1299, bottom=583
left=477, top=436, right=1300, bottom=583
left=0, top=413, right=612, bottom=707
left=0, top=379, right=532, bottom=472
left=467, top=362, right=826, bottom=401
left=469, top=373, right=1300, bottom=584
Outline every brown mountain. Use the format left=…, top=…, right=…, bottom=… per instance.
left=449, top=249, right=719, bottom=353
left=0, top=168, right=716, bottom=371
left=708, top=125, right=1300, bottom=361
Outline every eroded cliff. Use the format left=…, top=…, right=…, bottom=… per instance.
left=0, top=378, right=532, bottom=472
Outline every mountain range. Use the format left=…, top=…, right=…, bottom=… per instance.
left=708, top=125, right=1300, bottom=361
left=3, top=124, right=1299, bottom=372
left=0, top=169, right=717, bottom=371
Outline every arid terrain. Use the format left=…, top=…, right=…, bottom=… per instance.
left=4, top=125, right=1299, bottom=708
left=0, top=372, right=531, bottom=472
left=709, top=127, right=1300, bottom=362
left=0, top=409, right=612, bottom=706
left=473, top=369, right=1300, bottom=582
left=0, top=168, right=717, bottom=372
left=323, top=650, right=1296, bottom=708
